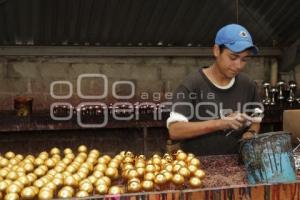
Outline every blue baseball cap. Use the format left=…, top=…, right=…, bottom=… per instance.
left=215, top=24, right=258, bottom=55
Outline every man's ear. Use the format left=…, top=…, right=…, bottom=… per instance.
left=213, top=44, right=220, bottom=57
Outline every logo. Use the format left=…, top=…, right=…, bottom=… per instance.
left=239, top=31, right=248, bottom=38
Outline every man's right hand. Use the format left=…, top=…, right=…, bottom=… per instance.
left=218, top=113, right=248, bottom=130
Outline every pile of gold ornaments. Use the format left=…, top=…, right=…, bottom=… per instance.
left=0, top=146, right=205, bottom=199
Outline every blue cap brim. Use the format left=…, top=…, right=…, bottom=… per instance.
left=225, top=41, right=259, bottom=55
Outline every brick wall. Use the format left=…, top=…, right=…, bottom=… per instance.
left=0, top=56, right=273, bottom=111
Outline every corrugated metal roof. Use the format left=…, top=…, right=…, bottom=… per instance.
left=0, top=0, right=299, bottom=47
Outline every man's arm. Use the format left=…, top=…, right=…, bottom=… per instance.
left=168, top=115, right=248, bottom=140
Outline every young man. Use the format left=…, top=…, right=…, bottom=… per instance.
left=167, top=24, right=263, bottom=155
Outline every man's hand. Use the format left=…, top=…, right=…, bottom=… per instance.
left=219, top=113, right=249, bottom=130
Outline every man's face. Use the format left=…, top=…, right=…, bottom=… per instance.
left=214, top=45, right=251, bottom=79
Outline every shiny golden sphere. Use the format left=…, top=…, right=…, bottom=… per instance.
left=96, top=184, right=108, bottom=194
left=188, top=165, right=198, bottom=174
left=23, top=163, right=34, bottom=172
left=38, top=189, right=53, bottom=200
left=6, top=171, right=18, bottom=180
left=65, top=153, right=75, bottom=160
left=95, top=163, right=107, bottom=172
left=87, top=176, right=97, bottom=184
left=6, top=184, right=21, bottom=193
left=194, top=169, right=205, bottom=179
left=136, top=167, right=145, bottom=177
left=164, top=164, right=173, bottom=173
left=34, top=168, right=45, bottom=177
left=135, top=162, right=145, bottom=168
left=137, top=154, right=146, bottom=160
left=103, top=155, right=112, bottom=163
left=152, top=157, right=161, bottom=165
left=4, top=193, right=19, bottom=200
left=108, top=161, right=119, bottom=168
left=52, top=178, right=63, bottom=187
left=50, top=147, right=60, bottom=155
left=128, top=181, right=141, bottom=193
left=76, top=190, right=89, bottom=197
left=145, top=164, right=156, bottom=173
left=57, top=189, right=72, bottom=198
left=176, top=152, right=187, bottom=161
left=162, top=171, right=173, bottom=182
left=154, top=173, right=167, bottom=185
left=42, top=183, right=55, bottom=191
left=98, top=157, right=108, bottom=164
left=105, top=167, right=118, bottom=179
left=9, top=158, right=19, bottom=166
left=95, top=178, right=108, bottom=186
left=81, top=163, right=93, bottom=171
left=33, top=179, right=44, bottom=188
left=25, top=155, right=35, bottom=163
left=93, top=170, right=104, bottom=179
left=79, top=181, right=93, bottom=193
left=0, top=158, right=9, bottom=167
left=127, top=169, right=138, bottom=179
left=144, top=173, right=155, bottom=181
left=102, top=176, right=112, bottom=186
left=142, top=180, right=154, bottom=191
left=34, top=158, right=44, bottom=166
left=38, top=152, right=49, bottom=160
left=179, top=167, right=191, bottom=178
left=108, top=186, right=122, bottom=195
left=78, top=145, right=88, bottom=152
left=125, top=151, right=134, bottom=158
left=0, top=168, right=9, bottom=178
left=64, top=176, right=78, bottom=187
left=63, top=148, right=73, bottom=155
left=5, top=152, right=15, bottom=159
left=86, top=157, right=97, bottom=165
left=114, top=155, right=123, bottom=162
left=172, top=164, right=182, bottom=173
left=21, top=187, right=36, bottom=199
left=189, top=177, right=202, bottom=188
left=26, top=173, right=37, bottom=183
left=172, top=174, right=185, bottom=185
left=0, top=181, right=8, bottom=192
left=90, top=149, right=100, bottom=156
left=123, top=156, right=134, bottom=163
left=17, top=176, right=29, bottom=186
left=45, top=159, right=55, bottom=168
left=122, top=163, right=134, bottom=171
left=189, top=158, right=200, bottom=167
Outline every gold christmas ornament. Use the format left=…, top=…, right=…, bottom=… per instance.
left=142, top=180, right=154, bottom=191
left=154, top=173, right=167, bottom=185
left=189, top=158, right=200, bottom=167
left=21, top=187, right=36, bottom=199
left=172, top=174, right=185, bottom=185
left=78, top=145, right=88, bottom=153
left=188, top=165, right=198, bottom=174
left=96, top=184, right=109, bottom=195
left=108, top=185, right=123, bottom=195
left=194, top=169, right=206, bottom=179
left=176, top=152, right=187, bottom=161
left=76, top=190, right=89, bottom=197
left=5, top=151, right=16, bottom=159
left=128, top=181, right=141, bottom=193
left=144, top=173, right=155, bottom=181
left=179, top=167, right=191, bottom=178
left=50, top=147, right=60, bottom=155
left=79, top=182, right=93, bottom=193
left=189, top=177, right=202, bottom=188
left=4, top=193, right=19, bottom=200
left=38, top=189, right=53, bottom=200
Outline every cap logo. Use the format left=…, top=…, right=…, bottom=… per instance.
left=240, top=31, right=248, bottom=38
